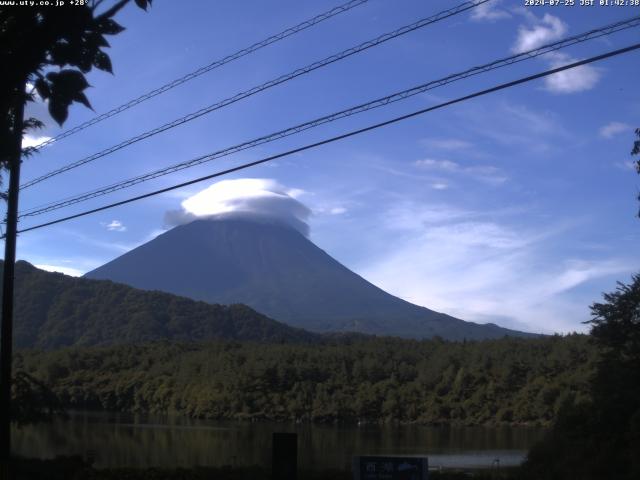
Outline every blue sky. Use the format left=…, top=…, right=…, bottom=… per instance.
left=5, top=0, right=640, bottom=334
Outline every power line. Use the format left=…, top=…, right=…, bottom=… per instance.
left=11, top=42, right=640, bottom=237
left=20, top=0, right=490, bottom=190
left=20, top=15, right=639, bottom=216
left=19, top=15, right=640, bottom=218
left=26, top=0, right=370, bottom=152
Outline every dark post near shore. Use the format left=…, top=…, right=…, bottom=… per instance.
left=272, top=432, right=297, bottom=480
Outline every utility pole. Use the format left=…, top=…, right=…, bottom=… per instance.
left=0, top=85, right=25, bottom=480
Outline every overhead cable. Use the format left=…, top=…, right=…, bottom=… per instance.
left=11, top=41, right=640, bottom=237
left=20, top=0, right=490, bottom=189
left=19, top=15, right=640, bottom=218
left=26, top=0, right=370, bottom=151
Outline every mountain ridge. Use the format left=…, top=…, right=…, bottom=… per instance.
left=1, top=260, right=319, bottom=349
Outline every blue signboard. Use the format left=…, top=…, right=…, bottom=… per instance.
left=353, top=456, right=428, bottom=480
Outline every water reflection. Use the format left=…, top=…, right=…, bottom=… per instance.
left=13, top=411, right=545, bottom=470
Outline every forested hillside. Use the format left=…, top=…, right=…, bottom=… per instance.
left=16, top=335, right=595, bottom=426
left=2, top=260, right=318, bottom=348
left=521, top=273, right=640, bottom=480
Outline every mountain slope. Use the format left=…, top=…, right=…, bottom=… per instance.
left=1, top=260, right=318, bottom=349
left=85, top=217, right=531, bottom=340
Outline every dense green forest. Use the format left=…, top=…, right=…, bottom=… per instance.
left=2, top=260, right=317, bottom=348
left=521, top=274, right=640, bottom=480
left=15, top=335, right=594, bottom=426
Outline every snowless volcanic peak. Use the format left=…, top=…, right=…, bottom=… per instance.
left=85, top=216, right=532, bottom=341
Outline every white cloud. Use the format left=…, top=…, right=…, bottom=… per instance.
left=509, top=13, right=600, bottom=94
left=330, top=207, right=347, bottom=215
left=25, top=82, right=45, bottom=103
left=543, top=51, right=601, bottom=94
left=431, top=183, right=449, bottom=190
left=165, top=178, right=312, bottom=236
left=35, top=264, right=84, bottom=277
left=21, top=134, right=52, bottom=149
left=512, top=13, right=567, bottom=53
left=600, top=121, right=632, bottom=139
left=470, top=0, right=511, bottom=22
left=360, top=202, right=631, bottom=333
left=102, top=220, right=127, bottom=232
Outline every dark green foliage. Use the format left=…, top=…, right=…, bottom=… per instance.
left=1, top=260, right=317, bottom=348
left=0, top=0, right=151, bottom=147
left=43, top=70, right=92, bottom=125
left=15, top=335, right=594, bottom=426
left=522, top=274, right=640, bottom=480
left=589, top=274, right=640, bottom=431
left=10, top=371, right=65, bottom=426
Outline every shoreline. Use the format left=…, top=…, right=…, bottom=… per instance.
left=56, top=407, right=553, bottom=429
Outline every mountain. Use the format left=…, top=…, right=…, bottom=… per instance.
left=1, top=260, right=318, bottom=349
left=85, top=217, right=532, bottom=340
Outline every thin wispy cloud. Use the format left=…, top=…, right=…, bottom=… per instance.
left=600, top=121, right=632, bottom=139
left=329, top=207, right=347, bottom=215
left=422, top=138, right=473, bottom=150
left=459, top=101, right=571, bottom=153
left=361, top=201, right=632, bottom=333
left=315, top=205, right=349, bottom=216
left=368, top=163, right=443, bottom=182
left=501, top=103, right=568, bottom=136
left=415, top=159, right=459, bottom=171
left=60, top=228, right=136, bottom=254
left=381, top=203, right=473, bottom=231
left=415, top=158, right=507, bottom=185
left=614, top=160, right=637, bottom=171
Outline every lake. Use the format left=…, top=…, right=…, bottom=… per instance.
left=12, top=412, right=546, bottom=471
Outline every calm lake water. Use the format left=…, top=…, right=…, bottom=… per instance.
left=12, top=412, right=546, bottom=470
